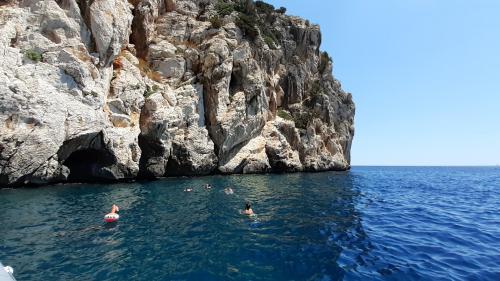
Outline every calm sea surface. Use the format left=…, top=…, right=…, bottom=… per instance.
left=0, top=167, right=499, bottom=281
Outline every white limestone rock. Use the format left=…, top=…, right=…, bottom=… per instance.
left=0, top=0, right=355, bottom=186
left=90, top=0, right=133, bottom=66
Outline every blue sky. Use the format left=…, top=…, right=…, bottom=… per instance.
left=266, top=0, right=500, bottom=166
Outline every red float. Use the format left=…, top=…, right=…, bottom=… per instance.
left=104, top=213, right=119, bottom=223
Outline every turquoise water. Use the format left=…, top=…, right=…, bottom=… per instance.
left=0, top=167, right=499, bottom=280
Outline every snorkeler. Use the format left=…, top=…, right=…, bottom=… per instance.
left=242, top=202, right=254, bottom=215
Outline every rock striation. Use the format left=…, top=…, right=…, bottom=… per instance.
left=0, top=0, right=355, bottom=186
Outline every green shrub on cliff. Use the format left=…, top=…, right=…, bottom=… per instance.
left=276, top=7, right=286, bottom=14
left=236, top=13, right=259, bottom=40
left=304, top=80, right=323, bottom=107
left=261, top=26, right=281, bottom=48
left=319, top=51, right=332, bottom=73
left=255, top=1, right=274, bottom=15
left=293, top=112, right=311, bottom=129
left=143, top=85, right=159, bottom=98
left=215, top=1, right=236, bottom=16
left=277, top=109, right=293, bottom=120
left=311, top=80, right=323, bottom=97
left=215, top=0, right=247, bottom=17
left=263, top=35, right=277, bottom=49
left=215, top=0, right=281, bottom=47
left=278, top=107, right=323, bottom=129
left=24, top=49, right=42, bottom=62
left=210, top=15, right=223, bottom=29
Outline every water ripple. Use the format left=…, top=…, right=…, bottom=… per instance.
left=0, top=167, right=499, bottom=280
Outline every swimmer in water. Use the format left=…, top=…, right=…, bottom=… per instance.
left=204, top=184, right=212, bottom=190
left=111, top=204, right=119, bottom=214
left=184, top=188, right=193, bottom=192
left=104, top=204, right=120, bottom=223
left=242, top=202, right=254, bottom=215
left=224, top=187, right=234, bottom=195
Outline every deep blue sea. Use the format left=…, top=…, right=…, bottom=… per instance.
left=1, top=167, right=499, bottom=281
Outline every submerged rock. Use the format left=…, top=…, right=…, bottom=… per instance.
left=0, top=0, right=355, bottom=186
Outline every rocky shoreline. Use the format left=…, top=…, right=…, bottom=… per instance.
left=0, top=0, right=354, bottom=187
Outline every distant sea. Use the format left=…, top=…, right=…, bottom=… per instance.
left=1, top=167, right=499, bottom=281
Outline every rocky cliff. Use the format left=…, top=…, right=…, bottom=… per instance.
left=0, top=0, right=355, bottom=186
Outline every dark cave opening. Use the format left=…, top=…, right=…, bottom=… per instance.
left=229, top=70, right=243, bottom=94
left=64, top=149, right=116, bottom=182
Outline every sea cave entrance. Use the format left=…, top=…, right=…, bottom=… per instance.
left=64, top=149, right=116, bottom=182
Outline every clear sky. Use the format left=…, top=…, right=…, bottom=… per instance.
left=266, top=0, right=500, bottom=166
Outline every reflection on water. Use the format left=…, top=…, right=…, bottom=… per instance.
left=1, top=167, right=499, bottom=281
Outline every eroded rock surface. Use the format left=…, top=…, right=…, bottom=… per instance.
left=0, top=0, right=354, bottom=186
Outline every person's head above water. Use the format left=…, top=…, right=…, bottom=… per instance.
left=245, top=202, right=251, bottom=210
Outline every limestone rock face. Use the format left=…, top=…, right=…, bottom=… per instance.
left=0, top=0, right=355, bottom=186
left=90, top=0, right=133, bottom=66
left=264, top=120, right=302, bottom=172
left=139, top=84, right=217, bottom=177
